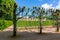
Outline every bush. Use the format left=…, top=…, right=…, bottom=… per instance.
left=0, top=20, right=12, bottom=30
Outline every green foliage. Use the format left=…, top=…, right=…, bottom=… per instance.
left=0, top=20, right=12, bottom=30
left=0, top=0, right=15, bottom=20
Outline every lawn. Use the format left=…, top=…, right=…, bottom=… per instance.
left=0, top=20, right=12, bottom=30
left=0, top=19, right=54, bottom=30
left=43, top=20, right=53, bottom=26
left=17, top=20, right=53, bottom=27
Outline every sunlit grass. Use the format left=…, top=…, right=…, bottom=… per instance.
left=17, top=20, right=53, bottom=27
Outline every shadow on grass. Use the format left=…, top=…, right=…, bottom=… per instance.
left=0, top=31, right=60, bottom=40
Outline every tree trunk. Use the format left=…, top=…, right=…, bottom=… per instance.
left=13, top=12, right=17, bottom=36
left=13, top=19, right=17, bottom=36
left=39, top=15, right=42, bottom=34
left=13, top=3, right=17, bottom=36
left=56, top=21, right=59, bottom=32
left=56, top=16, right=59, bottom=32
left=56, top=24, right=59, bottom=32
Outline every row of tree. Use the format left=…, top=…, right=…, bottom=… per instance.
left=14, top=4, right=60, bottom=36
left=0, top=0, right=60, bottom=36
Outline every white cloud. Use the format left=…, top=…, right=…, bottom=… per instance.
left=56, top=0, right=60, bottom=9
left=41, top=3, right=54, bottom=9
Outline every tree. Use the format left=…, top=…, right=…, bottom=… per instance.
left=49, top=8, right=55, bottom=26
left=55, top=9, right=60, bottom=32
left=32, top=7, right=45, bottom=34
left=49, top=9, right=60, bottom=32
left=13, top=3, right=17, bottom=36
left=0, top=0, right=17, bottom=36
left=0, top=0, right=15, bottom=20
left=39, top=7, right=45, bottom=34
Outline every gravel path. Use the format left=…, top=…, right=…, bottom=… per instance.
left=0, top=25, right=60, bottom=40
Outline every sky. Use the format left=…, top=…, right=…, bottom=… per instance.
left=15, top=0, right=60, bottom=9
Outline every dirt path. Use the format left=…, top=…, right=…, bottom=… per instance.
left=0, top=25, right=60, bottom=40
left=3, top=25, right=13, bottom=31
left=3, top=25, right=58, bottom=33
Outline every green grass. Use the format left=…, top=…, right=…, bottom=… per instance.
left=43, top=20, right=53, bottom=26
left=0, top=19, right=54, bottom=30
left=17, top=20, right=53, bottom=27
left=17, top=21, right=39, bottom=27
left=0, top=20, right=12, bottom=30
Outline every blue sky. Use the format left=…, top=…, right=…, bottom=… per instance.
left=15, top=0, right=60, bottom=9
